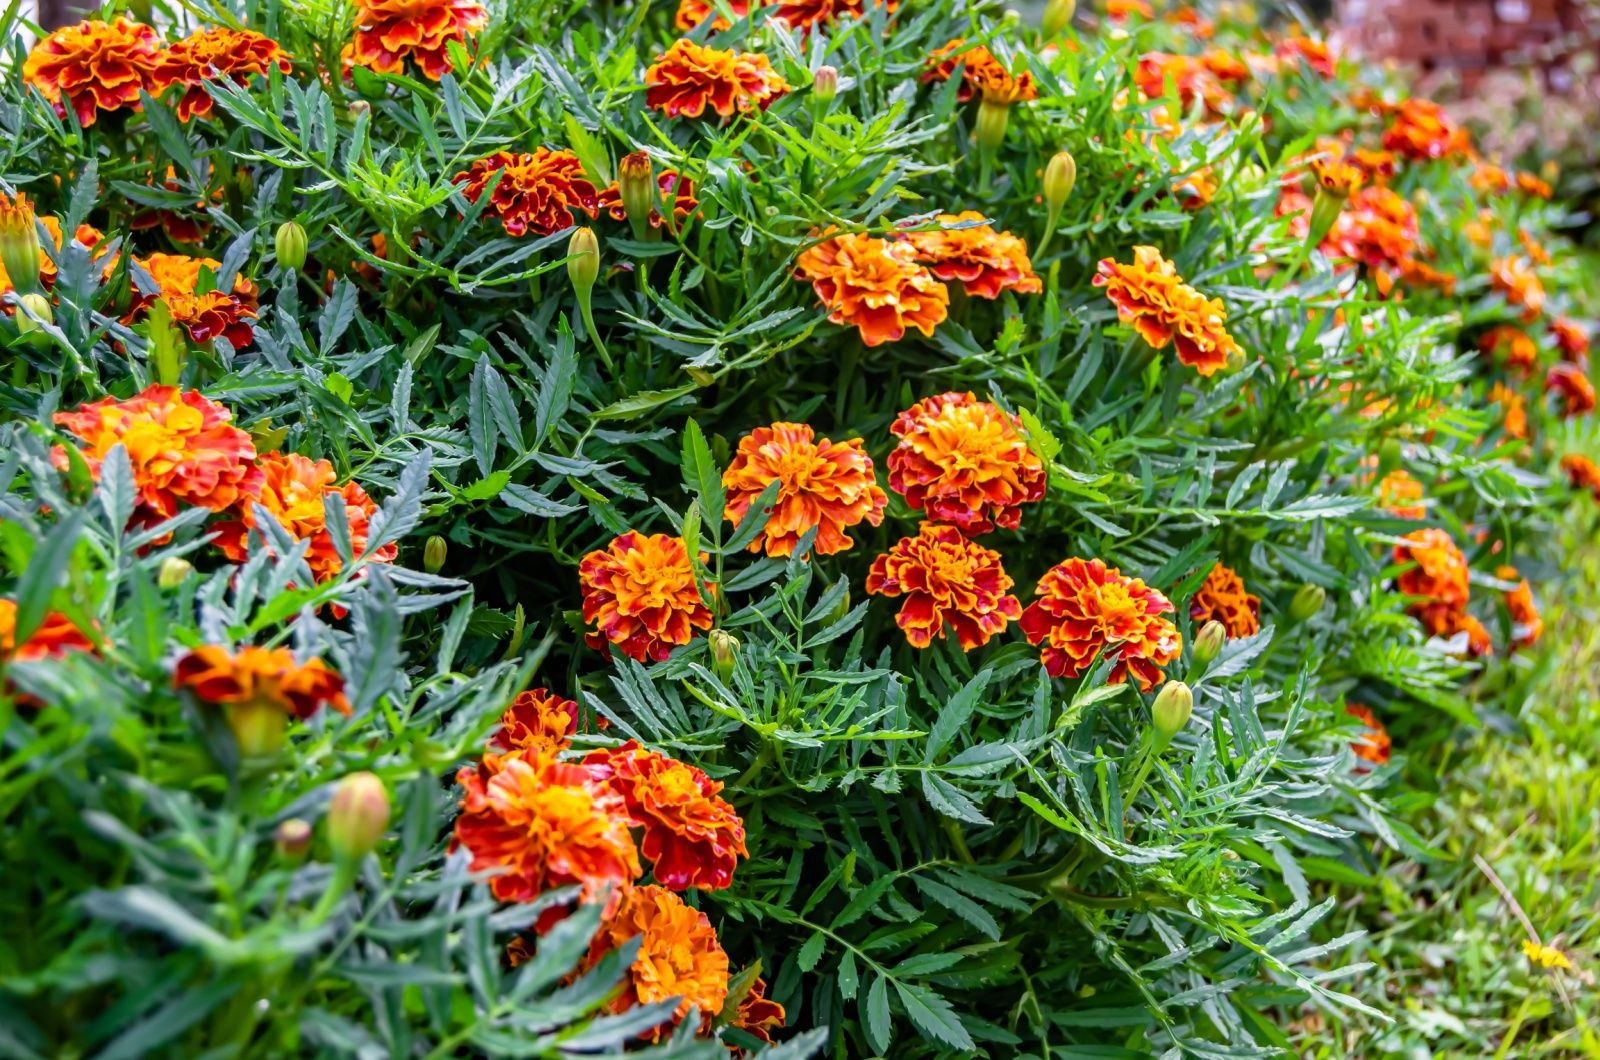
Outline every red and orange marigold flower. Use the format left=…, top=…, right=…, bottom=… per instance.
left=344, top=0, right=487, bottom=79
left=1275, top=35, right=1336, bottom=77
left=885, top=391, right=1045, bottom=535
left=1546, top=362, right=1596, bottom=417
left=1490, top=383, right=1529, bottom=441
left=583, top=885, right=729, bottom=1038
left=1188, top=563, right=1260, bottom=638
left=1393, top=528, right=1469, bottom=610
left=453, top=149, right=599, bottom=238
left=721, top=422, right=887, bottom=557
left=490, top=687, right=579, bottom=755
left=173, top=644, right=352, bottom=718
left=866, top=522, right=1022, bottom=650
left=903, top=212, right=1042, bottom=299
left=645, top=39, right=788, bottom=120
left=1346, top=703, right=1390, bottom=767
left=772, top=0, right=897, bottom=28
left=0, top=599, right=96, bottom=666
left=1020, top=558, right=1182, bottom=691
left=1380, top=98, right=1470, bottom=161
left=1479, top=325, right=1538, bottom=373
left=1497, top=565, right=1543, bottom=648
left=674, top=0, right=755, bottom=30
left=152, top=28, right=290, bottom=121
left=1416, top=603, right=1492, bottom=657
left=923, top=40, right=1038, bottom=104
left=1378, top=468, right=1427, bottom=517
left=583, top=741, right=748, bottom=890
left=54, top=385, right=263, bottom=524
left=23, top=18, right=162, bottom=126
left=596, top=167, right=698, bottom=231
left=1552, top=318, right=1590, bottom=362
left=1095, top=245, right=1242, bottom=377
left=579, top=531, right=715, bottom=663
left=794, top=231, right=949, bottom=347
left=1561, top=453, right=1600, bottom=501
left=1490, top=256, right=1545, bottom=321
left=733, top=977, right=787, bottom=1044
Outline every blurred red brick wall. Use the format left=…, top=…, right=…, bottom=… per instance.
left=1338, top=0, right=1600, bottom=89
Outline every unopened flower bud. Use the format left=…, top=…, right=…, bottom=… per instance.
left=827, top=585, right=852, bottom=626
left=617, top=153, right=658, bottom=242
left=423, top=535, right=447, bottom=574
left=975, top=97, right=1012, bottom=152
left=812, top=65, right=839, bottom=104
left=1151, top=680, right=1193, bottom=739
left=347, top=99, right=371, bottom=120
left=1044, top=151, right=1077, bottom=212
left=709, top=629, right=739, bottom=682
left=275, top=818, right=312, bottom=860
left=16, top=292, right=52, bottom=338
left=275, top=220, right=308, bottom=271
left=158, top=556, right=194, bottom=588
left=567, top=227, right=600, bottom=294
left=226, top=698, right=288, bottom=758
left=1042, top=0, right=1076, bottom=35
left=1288, top=583, right=1326, bottom=623
left=327, top=772, right=390, bottom=864
left=0, top=193, right=43, bottom=296
left=1192, top=620, right=1225, bottom=666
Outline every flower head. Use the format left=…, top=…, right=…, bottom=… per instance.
left=1345, top=703, right=1390, bottom=766
left=1020, top=558, right=1181, bottom=690
left=579, top=532, right=714, bottom=662
left=903, top=212, right=1042, bottom=299
left=645, top=39, right=788, bottom=119
left=1393, top=528, right=1469, bottom=610
left=732, top=977, right=787, bottom=1044
left=1491, top=256, right=1545, bottom=321
left=344, top=0, right=487, bottom=79
left=453, top=149, right=599, bottom=238
left=866, top=522, right=1022, bottom=649
left=596, top=167, right=697, bottom=230
left=1416, top=603, right=1492, bottom=657
left=152, top=28, right=290, bottom=121
left=1546, top=362, right=1596, bottom=417
left=1133, top=52, right=1232, bottom=115
left=1480, top=325, right=1538, bottom=373
left=454, top=749, right=641, bottom=905
left=1326, top=186, right=1419, bottom=273
left=674, top=0, right=755, bottom=29
left=1552, top=318, right=1590, bottom=363
left=923, top=40, right=1038, bottom=104
left=133, top=252, right=258, bottom=347
left=1562, top=453, right=1600, bottom=501
left=794, top=231, right=949, bottom=347
left=174, top=644, right=351, bottom=719
left=1275, top=35, right=1336, bottom=77
left=1490, top=383, right=1529, bottom=441
left=773, top=0, right=896, bottom=28
left=1188, top=563, right=1260, bottom=638
left=23, top=18, right=162, bottom=126
left=1381, top=98, right=1470, bottom=161
left=583, top=741, right=747, bottom=890
left=1496, top=565, right=1542, bottom=648
left=722, top=422, right=886, bottom=556
left=1095, top=246, right=1241, bottom=377
left=1515, top=172, right=1553, bottom=199
left=0, top=599, right=96, bottom=665
left=490, top=687, right=579, bottom=755
left=584, top=885, right=728, bottom=1037
left=1378, top=468, right=1427, bottom=517
left=54, top=385, right=263, bottom=524
left=885, top=392, right=1046, bottom=535
left=1523, top=940, right=1573, bottom=970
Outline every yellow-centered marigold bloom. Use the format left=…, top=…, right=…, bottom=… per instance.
left=1393, top=528, right=1469, bottom=610
left=54, top=384, right=263, bottom=525
left=579, top=532, right=714, bottom=662
left=23, top=18, right=162, bottom=126
left=903, top=212, right=1042, bottom=299
left=490, top=687, right=579, bottom=755
left=174, top=644, right=352, bottom=718
left=1095, top=245, right=1242, bottom=377
left=923, top=40, right=1038, bottom=104
left=866, top=522, right=1022, bottom=650
left=1188, top=563, right=1260, bottom=638
left=794, top=231, right=949, bottom=347
left=453, top=149, right=599, bottom=238
left=1479, top=325, right=1538, bottom=373
left=344, top=0, right=487, bottom=79
left=1311, top=156, right=1364, bottom=198
left=1496, top=565, right=1542, bottom=648
left=583, top=885, right=729, bottom=1039
left=1561, top=453, right=1600, bottom=501
left=1020, top=558, right=1181, bottom=690
left=886, top=391, right=1045, bottom=535
left=645, top=39, right=788, bottom=119
left=1546, top=362, right=1596, bottom=417
left=1345, top=703, right=1390, bottom=767
left=1381, top=98, right=1470, bottom=161
left=1490, top=383, right=1529, bottom=441
left=152, top=28, right=291, bottom=122
left=131, top=252, right=259, bottom=348
left=1491, top=256, right=1545, bottom=321
left=721, top=422, right=886, bottom=557
left=1523, top=940, right=1572, bottom=970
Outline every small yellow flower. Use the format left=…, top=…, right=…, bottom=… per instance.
left=1522, top=940, right=1572, bottom=970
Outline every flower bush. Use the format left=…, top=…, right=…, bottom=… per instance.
left=0, top=0, right=1594, bottom=1054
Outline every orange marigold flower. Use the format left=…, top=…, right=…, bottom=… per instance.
left=1519, top=227, right=1552, bottom=266
left=645, top=39, right=788, bottom=120
left=1395, top=256, right=1456, bottom=295
left=1189, top=563, right=1260, bottom=638
left=344, top=0, right=487, bottom=79
left=923, top=40, right=1038, bottom=104
left=129, top=165, right=221, bottom=244
left=1416, top=603, right=1492, bottom=657
left=903, top=211, right=1042, bottom=299
left=583, top=741, right=747, bottom=890
left=596, top=168, right=697, bottom=230
left=1479, top=325, right=1538, bottom=373
left=584, top=885, right=728, bottom=1038
left=1471, top=161, right=1511, bottom=195
left=1491, top=256, right=1545, bottom=321
left=152, top=28, right=290, bottom=122
left=54, top=384, right=262, bottom=523
left=733, top=976, right=787, bottom=1044
left=1546, top=362, right=1596, bottom=417
left=1311, top=156, right=1365, bottom=199
left=721, top=422, right=886, bottom=557
left=0, top=598, right=96, bottom=666
left=674, top=0, right=755, bottom=29
left=794, top=231, right=949, bottom=347
left=1345, top=703, right=1390, bottom=766
left=1020, top=557, right=1181, bottom=691
left=1552, top=318, right=1590, bottom=362
left=1515, top=171, right=1553, bottom=199
left=453, top=149, right=599, bottom=238
left=1094, top=245, right=1242, bottom=377
left=1463, top=208, right=1495, bottom=249
left=1349, top=148, right=1397, bottom=185
left=1381, top=98, right=1470, bottom=161
left=1325, top=186, right=1419, bottom=273
left=885, top=391, right=1045, bottom=534
left=1561, top=453, right=1600, bottom=501
left=1133, top=52, right=1232, bottom=115
left=132, top=252, right=258, bottom=348
left=1496, top=565, right=1542, bottom=648
left=174, top=644, right=351, bottom=719
left=771, top=0, right=896, bottom=28
left=1200, top=49, right=1251, bottom=83
left=1106, top=0, right=1155, bottom=20
left=579, top=531, right=714, bottom=663
left=23, top=18, right=162, bottom=127
left=866, top=522, right=1022, bottom=649
left=1169, top=6, right=1217, bottom=37
left=1393, top=528, right=1469, bottom=610
left=1377, top=468, right=1426, bottom=517
left=454, top=749, right=641, bottom=905
left=211, top=451, right=397, bottom=584
left=1275, top=35, right=1336, bottom=77
left=1490, top=382, right=1529, bottom=441
left=489, top=687, right=579, bottom=755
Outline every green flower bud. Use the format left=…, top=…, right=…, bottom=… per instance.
left=275, top=818, right=313, bottom=861
left=568, top=227, right=600, bottom=293
left=327, top=772, right=390, bottom=864
left=1288, top=583, right=1326, bottom=623
left=813, top=65, right=839, bottom=104
left=158, top=556, right=194, bottom=589
left=275, top=220, right=308, bottom=271
left=423, top=535, right=447, bottom=574
left=1192, top=620, right=1225, bottom=666
left=617, top=153, right=658, bottom=243
left=1043, top=0, right=1076, bottom=35
left=16, top=292, right=52, bottom=339
left=1151, top=680, right=1193, bottom=739
left=1044, top=151, right=1077, bottom=211
left=0, top=194, right=43, bottom=296
left=709, top=628, right=739, bottom=683
left=975, top=97, right=1012, bottom=152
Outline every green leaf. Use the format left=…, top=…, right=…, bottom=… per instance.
left=863, top=974, right=891, bottom=1054
left=679, top=418, right=726, bottom=534
left=894, top=981, right=974, bottom=1050
left=796, top=930, right=826, bottom=973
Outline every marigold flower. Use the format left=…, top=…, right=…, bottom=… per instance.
left=453, top=749, right=641, bottom=905
left=173, top=644, right=352, bottom=718
left=1561, top=453, right=1600, bottom=501
left=1275, top=35, right=1336, bottom=77
left=1515, top=171, right=1553, bottom=199
left=1523, top=940, right=1572, bottom=970
left=1325, top=186, right=1419, bottom=273
left=579, top=531, right=714, bottom=663
left=721, top=422, right=886, bottom=557
left=1496, top=565, right=1542, bottom=648
left=453, top=149, right=599, bottom=238
left=674, top=0, right=756, bottom=29
left=1311, top=156, right=1364, bottom=199
left=23, top=18, right=162, bottom=126
left=1094, top=245, right=1242, bottom=377
left=0, top=599, right=96, bottom=666
left=1133, top=52, right=1231, bottom=115
left=1020, top=557, right=1181, bottom=691
left=489, top=687, right=579, bottom=755
left=772, top=0, right=896, bottom=28
left=1106, top=0, right=1154, bottom=20
left=1345, top=703, right=1390, bottom=766
left=1393, top=528, right=1469, bottom=610
left=583, top=741, right=747, bottom=890
left=923, top=40, right=1038, bottom=104
left=733, top=976, right=787, bottom=1043
left=129, top=165, right=220, bottom=244
left=595, top=168, right=697, bottom=230
left=1416, top=603, right=1492, bottom=657
left=1381, top=98, right=1470, bottom=161
left=1552, top=318, right=1590, bottom=362
left=1546, top=362, right=1596, bottom=417
left=1376, top=468, right=1426, bottom=517
left=794, top=231, right=949, bottom=347
left=54, top=384, right=263, bottom=524
left=1491, top=257, right=1546, bottom=322
left=646, top=39, right=788, bottom=120
left=152, top=28, right=291, bottom=121
left=1490, top=383, right=1529, bottom=441
left=1348, top=148, right=1397, bottom=184
left=885, top=392, right=1045, bottom=535
left=903, top=212, right=1042, bottom=299
left=211, top=451, right=397, bottom=584
left=1471, top=161, right=1511, bottom=195
left=132, top=252, right=258, bottom=348
left=1188, top=563, right=1259, bottom=638
left=866, top=522, right=1022, bottom=649
left=344, top=0, right=487, bottom=79
left=584, top=885, right=728, bottom=1037
left=1479, top=325, right=1538, bottom=373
